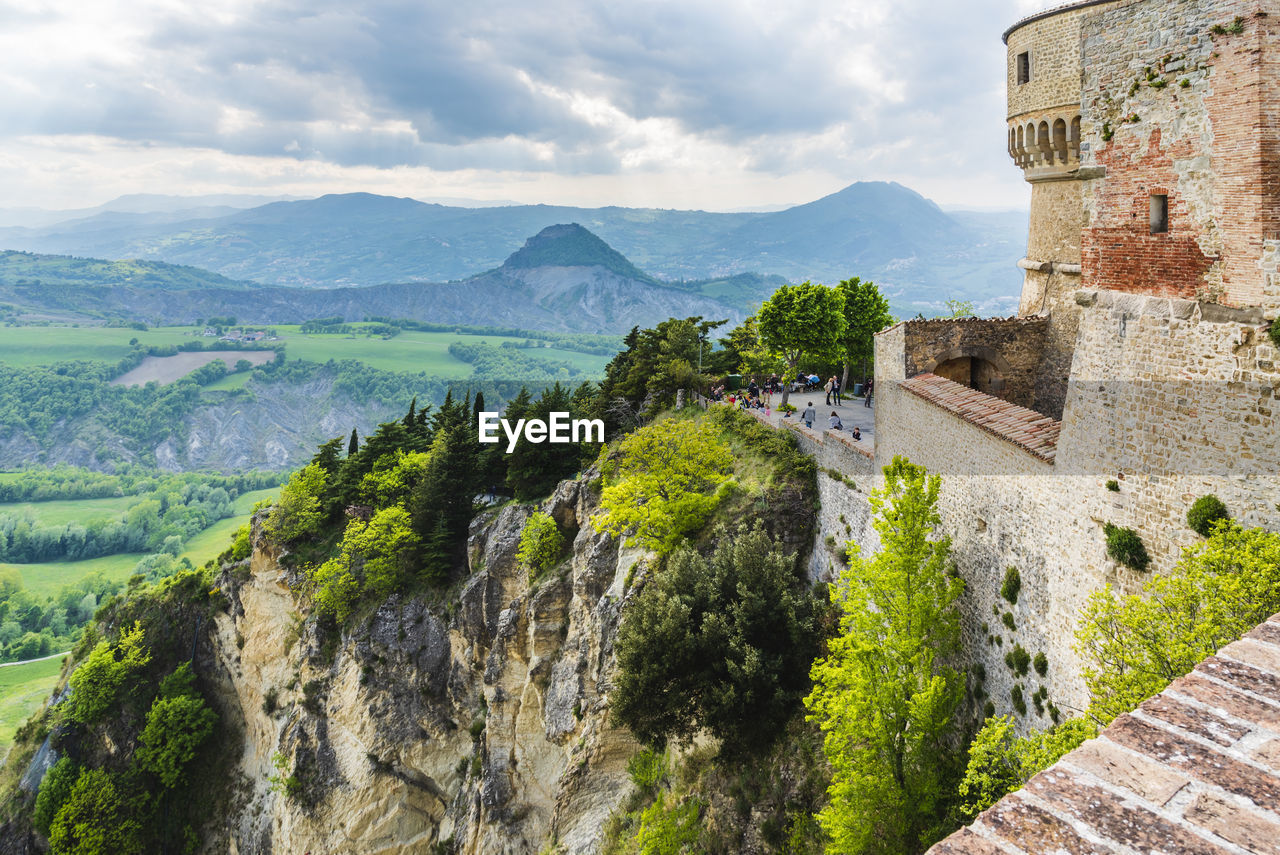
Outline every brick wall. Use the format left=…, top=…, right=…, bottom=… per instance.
left=1079, top=0, right=1280, bottom=312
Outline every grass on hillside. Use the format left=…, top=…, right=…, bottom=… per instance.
left=4, top=553, right=147, bottom=600
left=0, top=656, right=64, bottom=755
left=0, top=495, right=138, bottom=526
left=0, top=324, right=611, bottom=377
left=0, top=487, right=279, bottom=598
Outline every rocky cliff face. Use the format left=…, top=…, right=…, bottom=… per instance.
left=204, top=474, right=645, bottom=854
left=0, top=373, right=400, bottom=474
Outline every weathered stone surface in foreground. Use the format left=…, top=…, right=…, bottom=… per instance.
left=929, top=613, right=1280, bottom=853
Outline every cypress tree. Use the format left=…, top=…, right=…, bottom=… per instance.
left=348, top=428, right=359, bottom=457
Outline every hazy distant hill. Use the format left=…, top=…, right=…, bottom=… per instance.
left=0, top=182, right=1026, bottom=314
left=0, top=226, right=764, bottom=333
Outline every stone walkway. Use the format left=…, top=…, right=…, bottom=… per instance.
left=753, top=390, right=876, bottom=450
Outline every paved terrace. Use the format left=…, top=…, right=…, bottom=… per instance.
left=696, top=390, right=876, bottom=457
left=758, top=392, right=876, bottom=452
left=932, top=613, right=1280, bottom=855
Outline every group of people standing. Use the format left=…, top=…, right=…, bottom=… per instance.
left=821, top=375, right=873, bottom=408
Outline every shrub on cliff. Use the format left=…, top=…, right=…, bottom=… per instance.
left=517, top=512, right=564, bottom=583
left=612, top=524, right=820, bottom=755
left=1079, top=522, right=1280, bottom=723
left=1102, top=523, right=1150, bottom=572
left=1187, top=494, right=1230, bottom=537
left=67, top=621, right=151, bottom=724
left=593, top=417, right=734, bottom=554
left=309, top=506, right=422, bottom=623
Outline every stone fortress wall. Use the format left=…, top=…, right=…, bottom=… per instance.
left=867, top=0, right=1280, bottom=725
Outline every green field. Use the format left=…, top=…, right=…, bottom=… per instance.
left=0, top=486, right=280, bottom=753
left=0, top=495, right=138, bottom=526
left=203, top=370, right=254, bottom=391
left=0, top=324, right=612, bottom=378
left=0, top=487, right=279, bottom=599
left=3, top=552, right=147, bottom=600
left=178, top=487, right=278, bottom=564
left=0, top=656, right=64, bottom=754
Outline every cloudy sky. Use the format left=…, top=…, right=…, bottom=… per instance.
left=0, top=0, right=1048, bottom=212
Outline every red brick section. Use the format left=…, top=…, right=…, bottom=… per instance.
left=927, top=612, right=1280, bottom=854
left=1083, top=128, right=1216, bottom=299
left=1080, top=0, right=1277, bottom=307
left=898, top=373, right=1061, bottom=463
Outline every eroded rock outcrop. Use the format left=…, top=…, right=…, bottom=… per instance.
left=204, top=473, right=644, bottom=854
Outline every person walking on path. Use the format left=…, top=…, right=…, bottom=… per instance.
left=833, top=376, right=842, bottom=405
left=864, top=379, right=874, bottom=408
left=801, top=402, right=817, bottom=429
left=824, top=376, right=835, bottom=406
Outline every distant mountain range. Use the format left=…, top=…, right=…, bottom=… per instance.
left=0, top=226, right=783, bottom=333
left=0, top=182, right=1027, bottom=316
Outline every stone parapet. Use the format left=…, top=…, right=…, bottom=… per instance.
left=929, top=612, right=1280, bottom=854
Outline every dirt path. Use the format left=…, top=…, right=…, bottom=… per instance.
left=111, top=350, right=275, bottom=387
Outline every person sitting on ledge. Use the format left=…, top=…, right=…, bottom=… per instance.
left=829, top=411, right=843, bottom=431
left=851, top=426, right=862, bottom=442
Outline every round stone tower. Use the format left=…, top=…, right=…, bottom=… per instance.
left=1003, top=0, right=1123, bottom=418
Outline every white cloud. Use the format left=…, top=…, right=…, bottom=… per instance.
left=0, top=0, right=1036, bottom=210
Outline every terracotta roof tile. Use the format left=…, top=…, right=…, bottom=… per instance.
left=898, top=373, right=1061, bottom=463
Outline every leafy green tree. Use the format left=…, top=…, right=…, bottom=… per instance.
left=506, top=383, right=596, bottom=499
left=837, top=277, right=893, bottom=388
left=138, top=691, right=217, bottom=789
left=955, top=716, right=1094, bottom=821
left=48, top=769, right=141, bottom=855
left=265, top=463, right=326, bottom=542
left=310, top=506, right=422, bottom=623
left=719, top=314, right=784, bottom=379
left=594, top=418, right=733, bottom=553
left=358, top=450, right=432, bottom=507
left=594, top=318, right=726, bottom=430
left=757, top=282, right=848, bottom=407
left=805, top=456, right=965, bottom=855
left=1078, top=522, right=1280, bottom=724
left=517, top=512, right=565, bottom=582
left=309, top=437, right=344, bottom=479
left=67, top=622, right=150, bottom=724
left=34, top=757, right=79, bottom=836
left=945, top=299, right=975, bottom=318
left=613, top=525, right=819, bottom=753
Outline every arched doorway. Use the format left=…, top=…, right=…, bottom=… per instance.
left=925, top=346, right=1011, bottom=398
